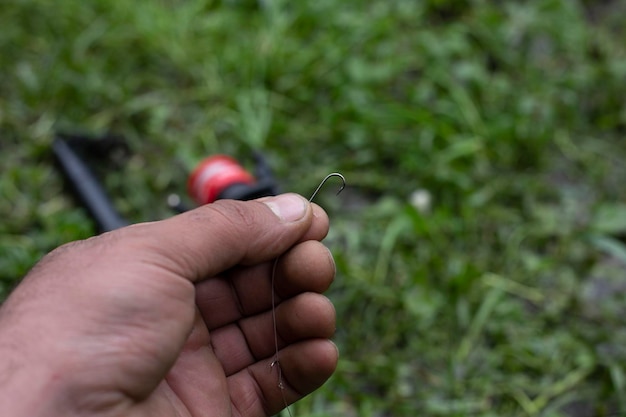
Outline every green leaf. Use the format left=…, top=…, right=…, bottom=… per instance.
left=591, top=203, right=626, bottom=235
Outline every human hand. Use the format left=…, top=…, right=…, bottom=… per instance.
left=0, top=193, right=338, bottom=417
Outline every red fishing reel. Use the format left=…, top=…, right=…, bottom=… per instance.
left=187, top=153, right=279, bottom=205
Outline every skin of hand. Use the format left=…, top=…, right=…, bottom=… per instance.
left=0, top=193, right=338, bottom=417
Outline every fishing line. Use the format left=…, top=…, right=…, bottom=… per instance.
left=270, top=173, right=346, bottom=417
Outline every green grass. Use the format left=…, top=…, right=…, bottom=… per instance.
left=3, top=0, right=626, bottom=415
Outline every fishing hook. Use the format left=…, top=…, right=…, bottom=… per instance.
left=309, top=172, right=346, bottom=202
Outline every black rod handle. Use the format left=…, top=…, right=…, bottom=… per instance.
left=52, top=137, right=128, bottom=233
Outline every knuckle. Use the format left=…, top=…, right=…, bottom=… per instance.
left=203, top=201, right=260, bottom=244
left=216, top=200, right=257, bottom=231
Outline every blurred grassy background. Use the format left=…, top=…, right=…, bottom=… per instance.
left=2, top=0, right=626, bottom=415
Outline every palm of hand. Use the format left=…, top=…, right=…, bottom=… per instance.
left=118, top=241, right=337, bottom=417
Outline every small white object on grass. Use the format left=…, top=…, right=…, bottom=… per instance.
left=409, top=189, right=432, bottom=214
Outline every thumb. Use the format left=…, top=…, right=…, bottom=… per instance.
left=120, top=193, right=318, bottom=282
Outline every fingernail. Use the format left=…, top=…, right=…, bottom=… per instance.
left=263, top=193, right=308, bottom=222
